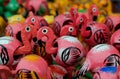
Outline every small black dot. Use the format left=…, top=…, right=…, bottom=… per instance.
left=27, top=27, right=29, bottom=30
left=43, top=30, right=46, bottom=32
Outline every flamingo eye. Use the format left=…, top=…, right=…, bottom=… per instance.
left=92, top=7, right=96, bottom=12
left=42, top=29, right=48, bottom=34
left=80, top=18, right=83, bottom=22
left=69, top=27, right=74, bottom=32
left=25, top=26, right=31, bottom=32
left=31, top=18, right=35, bottom=22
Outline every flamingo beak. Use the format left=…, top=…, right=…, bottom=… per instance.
left=33, top=37, right=37, bottom=43
left=93, top=16, right=98, bottom=21
left=38, top=40, right=46, bottom=47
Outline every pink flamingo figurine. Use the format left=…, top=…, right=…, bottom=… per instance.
left=14, top=23, right=38, bottom=55
left=87, top=4, right=99, bottom=21
left=0, top=36, right=22, bottom=79
left=6, top=23, right=38, bottom=55
left=75, top=44, right=120, bottom=78
left=37, top=26, right=85, bottom=79
left=25, top=11, right=48, bottom=30
left=79, top=14, right=110, bottom=47
left=15, top=54, right=51, bottom=79
left=52, top=14, right=74, bottom=36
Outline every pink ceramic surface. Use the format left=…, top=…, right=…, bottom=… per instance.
left=105, top=16, right=120, bottom=32
left=110, top=29, right=120, bottom=51
left=25, top=12, right=48, bottom=30
left=13, top=23, right=38, bottom=55
left=93, top=66, right=120, bottom=79
left=15, top=54, right=51, bottom=79
left=0, top=65, right=14, bottom=79
left=76, top=44, right=120, bottom=78
left=80, top=14, right=110, bottom=46
left=52, top=14, right=73, bottom=36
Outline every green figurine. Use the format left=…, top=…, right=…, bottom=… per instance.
left=5, top=0, right=20, bottom=13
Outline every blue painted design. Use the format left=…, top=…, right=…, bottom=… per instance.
left=100, top=66, right=117, bottom=74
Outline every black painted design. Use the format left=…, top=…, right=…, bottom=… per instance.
left=0, top=44, right=9, bottom=65
left=38, top=40, right=46, bottom=57
left=94, top=30, right=105, bottom=44
left=16, top=69, right=39, bottom=79
left=104, top=54, right=120, bottom=67
left=61, top=47, right=81, bottom=65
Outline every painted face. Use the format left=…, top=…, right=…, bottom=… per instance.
left=16, top=69, right=40, bottom=79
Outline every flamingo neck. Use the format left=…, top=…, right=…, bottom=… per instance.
left=87, top=6, right=94, bottom=21
left=21, top=31, right=31, bottom=45
left=45, top=35, right=57, bottom=54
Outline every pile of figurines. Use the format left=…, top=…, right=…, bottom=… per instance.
left=0, top=0, right=120, bottom=79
